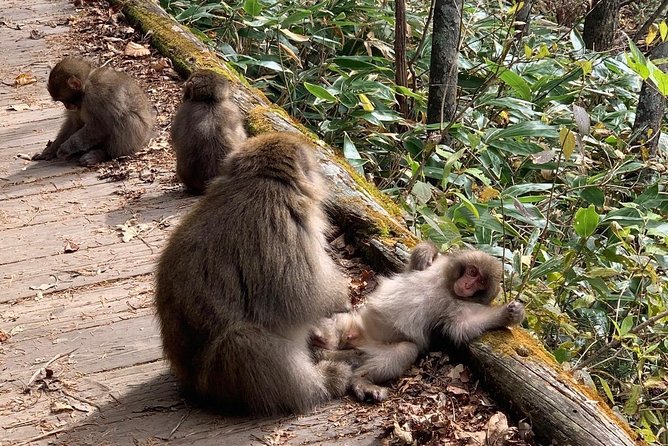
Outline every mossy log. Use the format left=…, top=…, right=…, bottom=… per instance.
left=110, top=1, right=645, bottom=445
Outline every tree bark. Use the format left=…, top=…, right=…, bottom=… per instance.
left=514, top=0, right=533, bottom=41
left=583, top=0, right=620, bottom=51
left=110, top=2, right=646, bottom=445
left=394, top=0, right=409, bottom=120
left=631, top=41, right=668, bottom=158
left=426, top=0, right=462, bottom=125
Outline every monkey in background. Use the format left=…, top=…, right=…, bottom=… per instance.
left=155, top=132, right=352, bottom=416
left=313, top=242, right=525, bottom=402
left=170, top=69, right=247, bottom=194
left=32, top=57, right=154, bottom=166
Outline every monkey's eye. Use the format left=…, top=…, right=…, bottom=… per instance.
left=466, top=265, right=478, bottom=277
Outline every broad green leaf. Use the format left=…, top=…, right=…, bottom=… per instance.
left=623, top=384, right=642, bottom=415
left=619, top=315, right=634, bottom=336
left=243, top=0, right=262, bottom=17
left=454, top=192, right=480, bottom=218
left=597, top=377, right=615, bottom=404
left=498, top=69, right=531, bottom=101
left=559, top=127, right=576, bottom=159
left=282, top=11, right=311, bottom=27
left=304, top=82, right=337, bottom=102
left=484, top=121, right=557, bottom=143
left=573, top=205, right=599, bottom=238
left=580, top=187, right=605, bottom=206
left=651, top=66, right=668, bottom=96
left=411, top=181, right=432, bottom=205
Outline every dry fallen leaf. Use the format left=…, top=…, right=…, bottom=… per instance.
left=14, top=73, right=37, bottom=86
left=50, top=401, right=74, bottom=414
left=29, top=282, right=57, bottom=291
left=392, top=421, right=413, bottom=444
left=124, top=41, right=150, bottom=57
left=0, top=329, right=10, bottom=342
left=8, top=103, right=30, bottom=111
left=64, top=240, right=80, bottom=253
left=486, top=412, right=509, bottom=446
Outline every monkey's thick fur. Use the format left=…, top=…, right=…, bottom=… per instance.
left=155, top=132, right=351, bottom=415
left=171, top=70, right=247, bottom=194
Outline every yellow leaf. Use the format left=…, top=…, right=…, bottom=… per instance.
left=279, top=28, right=310, bottom=43
left=14, top=72, right=37, bottom=86
left=660, top=21, right=668, bottom=41
left=577, top=60, right=592, bottom=75
left=508, top=1, right=524, bottom=15
left=524, top=44, right=532, bottom=59
left=478, top=186, right=500, bottom=202
left=278, top=43, right=302, bottom=67
left=536, top=43, right=550, bottom=59
left=559, top=127, right=576, bottom=159
left=124, top=41, right=150, bottom=57
left=647, top=24, right=658, bottom=45
left=358, top=93, right=374, bottom=112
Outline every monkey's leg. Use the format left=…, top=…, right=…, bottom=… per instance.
left=78, top=148, right=110, bottom=166
left=350, top=341, right=420, bottom=402
left=448, top=301, right=525, bottom=344
left=33, top=115, right=82, bottom=160
left=56, top=124, right=107, bottom=159
left=201, top=326, right=351, bottom=415
left=314, top=348, right=365, bottom=368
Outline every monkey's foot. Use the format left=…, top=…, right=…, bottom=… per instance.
left=318, top=360, right=352, bottom=398
left=79, top=149, right=110, bottom=166
left=505, top=301, right=525, bottom=325
left=351, top=378, right=389, bottom=403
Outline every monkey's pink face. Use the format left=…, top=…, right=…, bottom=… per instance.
left=453, top=265, right=487, bottom=298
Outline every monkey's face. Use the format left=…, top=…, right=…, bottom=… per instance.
left=48, top=80, right=83, bottom=110
left=446, top=252, right=502, bottom=304
left=47, top=58, right=89, bottom=110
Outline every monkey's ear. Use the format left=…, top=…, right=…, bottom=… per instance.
left=66, top=76, right=83, bottom=91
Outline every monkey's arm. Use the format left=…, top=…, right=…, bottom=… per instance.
left=447, top=301, right=525, bottom=344
left=56, top=123, right=108, bottom=158
left=33, top=114, right=83, bottom=160
left=406, top=241, right=440, bottom=271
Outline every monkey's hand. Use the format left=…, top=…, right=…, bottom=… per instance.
left=350, top=375, right=389, bottom=403
left=504, top=301, right=525, bottom=326
left=32, top=141, right=58, bottom=160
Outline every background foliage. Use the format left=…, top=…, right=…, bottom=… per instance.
left=161, top=0, right=668, bottom=442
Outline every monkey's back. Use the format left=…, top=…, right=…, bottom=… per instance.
left=170, top=100, right=246, bottom=193
left=83, top=68, right=154, bottom=156
left=155, top=133, right=348, bottom=395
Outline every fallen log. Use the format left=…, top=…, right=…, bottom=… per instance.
left=110, top=1, right=645, bottom=444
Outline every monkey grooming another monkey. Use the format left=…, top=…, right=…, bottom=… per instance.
left=170, top=69, right=247, bottom=194
left=315, top=243, right=525, bottom=402
left=32, top=57, right=154, bottom=166
left=155, top=132, right=352, bottom=415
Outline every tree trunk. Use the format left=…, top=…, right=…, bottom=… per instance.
left=426, top=0, right=462, bottom=125
left=631, top=41, right=668, bottom=158
left=110, top=1, right=646, bottom=445
left=394, top=0, right=409, bottom=120
left=514, top=0, right=533, bottom=41
left=583, top=0, right=620, bottom=51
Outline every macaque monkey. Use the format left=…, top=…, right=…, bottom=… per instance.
left=315, top=243, right=525, bottom=402
left=155, top=132, right=352, bottom=415
left=170, top=69, right=247, bottom=194
left=32, top=57, right=154, bottom=166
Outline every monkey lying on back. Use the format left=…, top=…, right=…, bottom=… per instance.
left=33, top=57, right=154, bottom=166
left=312, top=242, right=525, bottom=402
left=155, top=132, right=352, bottom=415
left=170, top=69, right=247, bottom=194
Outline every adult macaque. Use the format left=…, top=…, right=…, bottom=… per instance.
left=155, top=132, right=352, bottom=415
left=170, top=69, right=247, bottom=194
left=32, top=57, right=154, bottom=166
left=316, top=243, right=525, bottom=402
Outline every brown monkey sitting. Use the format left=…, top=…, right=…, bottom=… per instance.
left=32, top=57, right=154, bottom=166
left=315, top=242, right=525, bottom=402
left=155, top=132, right=352, bottom=415
left=170, top=69, right=247, bottom=194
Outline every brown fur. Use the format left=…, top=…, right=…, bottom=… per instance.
left=171, top=70, right=247, bottom=194
left=315, top=242, right=524, bottom=402
left=32, top=57, right=154, bottom=166
left=155, top=132, right=352, bottom=415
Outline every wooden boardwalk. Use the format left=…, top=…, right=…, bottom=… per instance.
left=0, top=1, right=383, bottom=445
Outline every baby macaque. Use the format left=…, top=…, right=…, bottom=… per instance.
left=170, top=69, right=247, bottom=194
left=33, top=57, right=154, bottom=166
left=155, top=132, right=352, bottom=415
left=315, top=243, right=525, bottom=402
